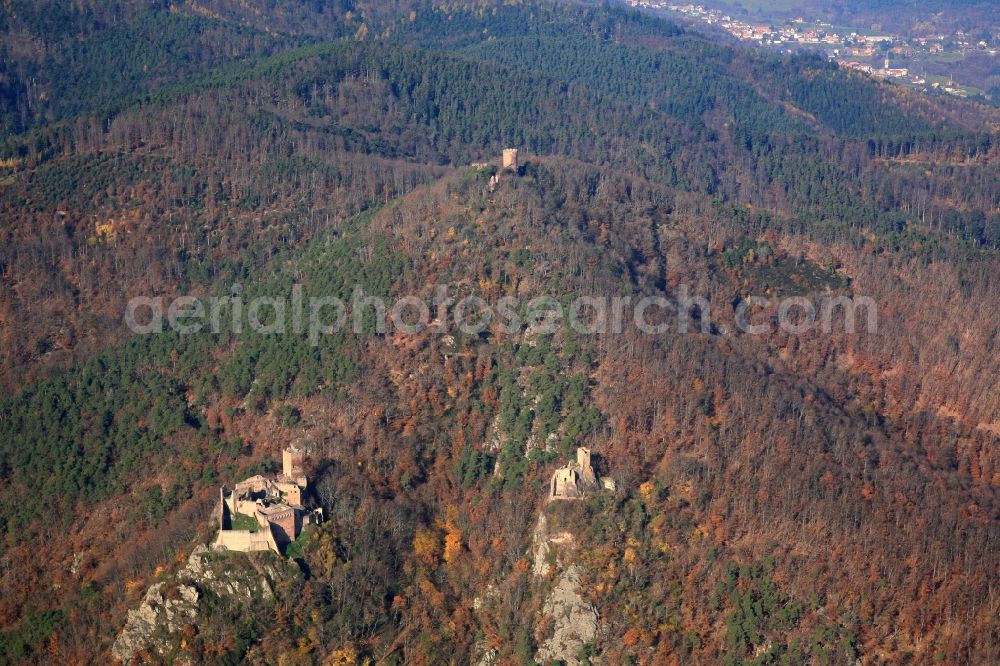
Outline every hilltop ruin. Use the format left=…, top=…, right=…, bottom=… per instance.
left=549, top=447, right=616, bottom=500
left=214, top=446, right=323, bottom=554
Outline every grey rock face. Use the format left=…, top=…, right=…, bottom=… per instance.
left=112, top=545, right=280, bottom=663
left=536, top=564, right=599, bottom=666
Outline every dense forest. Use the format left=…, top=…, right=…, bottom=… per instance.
left=0, top=1, right=997, bottom=664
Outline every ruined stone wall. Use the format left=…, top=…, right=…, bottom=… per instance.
left=214, top=529, right=277, bottom=553
left=234, top=498, right=260, bottom=517
left=275, top=481, right=302, bottom=505
left=551, top=468, right=582, bottom=498
left=266, top=509, right=296, bottom=544
left=235, top=475, right=273, bottom=495
left=218, top=488, right=227, bottom=530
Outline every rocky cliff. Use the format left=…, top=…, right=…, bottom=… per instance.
left=112, top=545, right=289, bottom=663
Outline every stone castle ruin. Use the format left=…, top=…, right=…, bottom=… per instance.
left=214, top=446, right=323, bottom=554
left=502, top=148, right=518, bottom=171
left=470, top=148, right=520, bottom=192
left=549, top=447, right=615, bottom=500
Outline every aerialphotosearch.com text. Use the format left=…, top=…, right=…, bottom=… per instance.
left=125, top=284, right=877, bottom=344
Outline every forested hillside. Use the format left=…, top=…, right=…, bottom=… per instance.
left=0, top=1, right=997, bottom=664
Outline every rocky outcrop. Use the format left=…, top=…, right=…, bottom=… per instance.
left=112, top=580, right=200, bottom=663
left=531, top=513, right=599, bottom=665
left=532, top=513, right=555, bottom=577
left=112, top=545, right=280, bottom=663
left=536, top=565, right=599, bottom=666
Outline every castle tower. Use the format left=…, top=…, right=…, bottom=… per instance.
left=502, top=148, right=518, bottom=171
left=576, top=447, right=597, bottom=487
left=282, top=446, right=306, bottom=485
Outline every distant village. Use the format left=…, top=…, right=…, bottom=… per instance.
left=633, top=2, right=996, bottom=99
